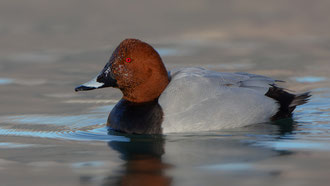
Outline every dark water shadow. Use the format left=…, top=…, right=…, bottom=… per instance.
left=272, top=118, right=296, bottom=136
left=102, top=131, right=172, bottom=186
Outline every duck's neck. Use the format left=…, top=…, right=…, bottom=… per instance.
left=107, top=98, right=164, bottom=134
left=122, top=72, right=169, bottom=103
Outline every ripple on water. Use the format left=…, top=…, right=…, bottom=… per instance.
left=156, top=48, right=179, bottom=56
left=0, top=114, right=106, bottom=127
left=0, top=142, right=40, bottom=149
left=253, top=140, right=330, bottom=151
left=0, top=77, right=47, bottom=86
left=293, top=76, right=327, bottom=83
left=0, top=125, right=129, bottom=142
left=200, top=162, right=253, bottom=171
left=0, top=78, right=14, bottom=85
left=156, top=47, right=192, bottom=57
left=6, top=52, right=61, bottom=63
left=0, top=112, right=129, bottom=142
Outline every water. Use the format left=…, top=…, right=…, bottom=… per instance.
left=1, top=0, right=330, bottom=185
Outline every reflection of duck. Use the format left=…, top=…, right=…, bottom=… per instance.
left=104, top=134, right=171, bottom=186
left=272, top=118, right=296, bottom=137
left=75, top=39, right=310, bottom=134
left=102, top=121, right=296, bottom=186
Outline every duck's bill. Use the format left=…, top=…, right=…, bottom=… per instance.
left=75, top=72, right=118, bottom=91
left=75, top=75, right=106, bottom=92
left=75, top=63, right=118, bottom=92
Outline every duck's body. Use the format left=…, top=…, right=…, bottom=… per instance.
left=75, top=39, right=310, bottom=134
left=159, top=67, right=279, bottom=133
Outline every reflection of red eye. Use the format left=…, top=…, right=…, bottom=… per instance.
left=125, top=58, right=131, bottom=63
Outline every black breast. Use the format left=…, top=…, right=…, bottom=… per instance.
left=107, top=99, right=163, bottom=134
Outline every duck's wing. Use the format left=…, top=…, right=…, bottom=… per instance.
left=234, top=72, right=278, bottom=94
left=168, top=67, right=249, bottom=85
left=168, top=67, right=277, bottom=94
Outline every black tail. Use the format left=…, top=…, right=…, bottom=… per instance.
left=265, top=85, right=311, bottom=120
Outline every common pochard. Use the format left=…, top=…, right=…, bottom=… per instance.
left=75, top=39, right=310, bottom=134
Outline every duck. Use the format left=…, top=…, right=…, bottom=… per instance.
left=75, top=38, right=310, bottom=134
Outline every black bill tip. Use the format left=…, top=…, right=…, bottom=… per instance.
left=75, top=85, right=96, bottom=92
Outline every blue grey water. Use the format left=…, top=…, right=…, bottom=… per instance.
left=0, top=1, right=330, bottom=186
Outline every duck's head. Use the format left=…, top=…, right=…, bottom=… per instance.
left=75, top=39, right=169, bottom=103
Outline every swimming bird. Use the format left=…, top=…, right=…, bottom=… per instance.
left=75, top=39, right=310, bottom=134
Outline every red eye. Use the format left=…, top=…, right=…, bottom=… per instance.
left=125, top=58, right=131, bottom=63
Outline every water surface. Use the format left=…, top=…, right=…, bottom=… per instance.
left=1, top=1, right=330, bottom=186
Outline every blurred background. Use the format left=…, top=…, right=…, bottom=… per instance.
left=1, top=0, right=329, bottom=115
left=1, top=0, right=330, bottom=114
left=0, top=1, right=330, bottom=186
